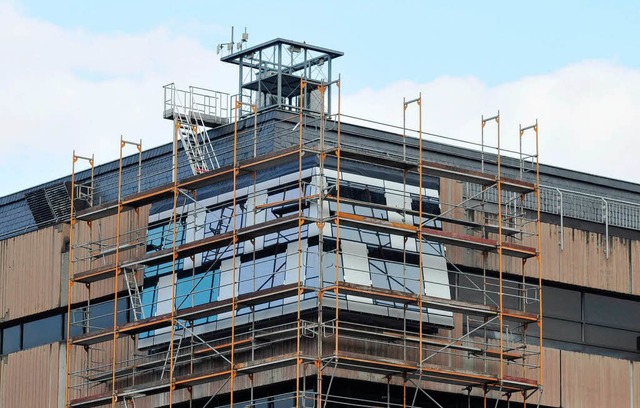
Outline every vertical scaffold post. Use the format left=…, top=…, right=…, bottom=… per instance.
left=333, top=77, right=342, bottom=381
left=296, top=78, right=307, bottom=408
left=403, top=94, right=422, bottom=381
left=520, top=120, right=543, bottom=388
left=481, top=112, right=502, bottom=382
left=65, top=151, right=94, bottom=407
left=168, top=115, right=181, bottom=408
left=113, top=136, right=142, bottom=407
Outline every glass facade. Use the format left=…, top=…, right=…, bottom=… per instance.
left=137, top=167, right=453, bottom=347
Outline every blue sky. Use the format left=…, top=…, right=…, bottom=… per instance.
left=1, top=0, right=640, bottom=196
left=17, top=0, right=640, bottom=87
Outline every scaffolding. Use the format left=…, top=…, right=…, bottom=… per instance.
left=64, top=39, right=543, bottom=408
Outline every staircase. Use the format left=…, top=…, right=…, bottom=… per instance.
left=174, top=109, right=219, bottom=175
left=164, top=83, right=226, bottom=176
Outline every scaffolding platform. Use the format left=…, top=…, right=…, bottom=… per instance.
left=334, top=148, right=536, bottom=194
left=334, top=212, right=537, bottom=258
left=73, top=214, right=303, bottom=284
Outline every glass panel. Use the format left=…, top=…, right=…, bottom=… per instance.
left=64, top=312, right=85, bottom=338
left=584, top=324, right=640, bottom=351
left=584, top=293, right=640, bottom=331
left=2, top=325, right=21, bottom=354
left=88, top=299, right=128, bottom=332
left=542, top=318, right=582, bottom=343
left=145, top=220, right=186, bottom=278
left=141, top=285, right=157, bottom=319
left=543, top=286, right=581, bottom=320
left=23, top=315, right=62, bottom=349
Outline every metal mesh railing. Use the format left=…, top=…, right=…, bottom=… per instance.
left=466, top=182, right=640, bottom=231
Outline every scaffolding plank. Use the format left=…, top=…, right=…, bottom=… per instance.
left=335, top=148, right=416, bottom=170
left=328, top=281, right=538, bottom=323
left=334, top=148, right=536, bottom=194
left=334, top=212, right=536, bottom=259
left=330, top=281, right=498, bottom=316
left=335, top=211, right=416, bottom=236
left=72, top=264, right=117, bottom=284
left=180, top=146, right=300, bottom=191
left=75, top=202, right=120, bottom=222
left=70, top=380, right=171, bottom=408
left=73, top=147, right=301, bottom=223
left=73, top=284, right=312, bottom=346
left=71, top=315, right=173, bottom=346
left=423, top=162, right=535, bottom=194
left=327, top=282, right=418, bottom=303
left=73, top=215, right=303, bottom=284
left=178, top=283, right=305, bottom=321
left=68, top=392, right=113, bottom=408
left=478, top=348, right=524, bottom=361
left=379, top=330, right=482, bottom=354
left=332, top=351, right=537, bottom=392
left=326, top=195, right=522, bottom=237
left=121, top=185, right=175, bottom=207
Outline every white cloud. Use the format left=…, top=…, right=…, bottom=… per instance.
left=341, top=61, right=640, bottom=184
left=0, top=2, right=237, bottom=196
left=1, top=2, right=639, bottom=198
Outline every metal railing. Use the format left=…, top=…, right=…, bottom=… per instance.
left=466, top=182, right=640, bottom=257
left=163, top=83, right=230, bottom=124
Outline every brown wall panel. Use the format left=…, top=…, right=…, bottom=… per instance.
left=440, top=176, right=637, bottom=295
left=560, top=350, right=630, bottom=408
left=0, top=342, right=61, bottom=408
left=66, top=337, right=135, bottom=403
left=540, top=347, right=561, bottom=407
left=0, top=224, right=68, bottom=320
left=632, top=240, right=640, bottom=296
left=71, top=206, right=149, bottom=304
left=633, top=361, right=639, bottom=408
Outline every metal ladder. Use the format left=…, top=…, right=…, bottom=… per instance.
left=174, top=109, right=219, bottom=175
left=123, top=267, right=145, bottom=321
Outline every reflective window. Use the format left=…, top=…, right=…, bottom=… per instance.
left=87, top=298, right=129, bottom=332
left=585, top=324, right=639, bottom=351
left=542, top=318, right=582, bottom=343
left=584, top=293, right=640, bottom=331
left=2, top=325, right=20, bottom=354
left=543, top=286, right=581, bottom=320
left=23, top=314, right=62, bottom=349
left=145, top=219, right=186, bottom=278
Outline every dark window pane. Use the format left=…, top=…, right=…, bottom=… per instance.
left=543, top=286, right=581, bottom=321
left=23, top=315, right=62, bottom=349
left=584, top=324, right=640, bottom=351
left=88, top=299, right=128, bottom=332
left=2, top=325, right=21, bottom=354
left=500, top=280, right=522, bottom=310
left=457, top=274, right=487, bottom=304
left=542, top=318, right=582, bottom=343
left=89, top=301, right=113, bottom=332
left=584, top=293, right=640, bottom=330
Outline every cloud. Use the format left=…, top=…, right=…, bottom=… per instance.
left=0, top=2, right=237, bottom=196
left=341, top=61, right=640, bottom=185
left=1, top=2, right=639, bottom=198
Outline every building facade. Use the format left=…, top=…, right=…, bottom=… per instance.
left=0, top=39, right=639, bottom=407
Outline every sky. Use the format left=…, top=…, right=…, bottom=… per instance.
left=1, top=0, right=640, bottom=197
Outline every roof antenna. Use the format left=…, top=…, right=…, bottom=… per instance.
left=237, top=27, right=249, bottom=51
left=217, top=26, right=249, bottom=55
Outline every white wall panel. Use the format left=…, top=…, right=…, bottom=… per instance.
left=422, top=253, right=453, bottom=324
left=342, top=240, right=373, bottom=304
